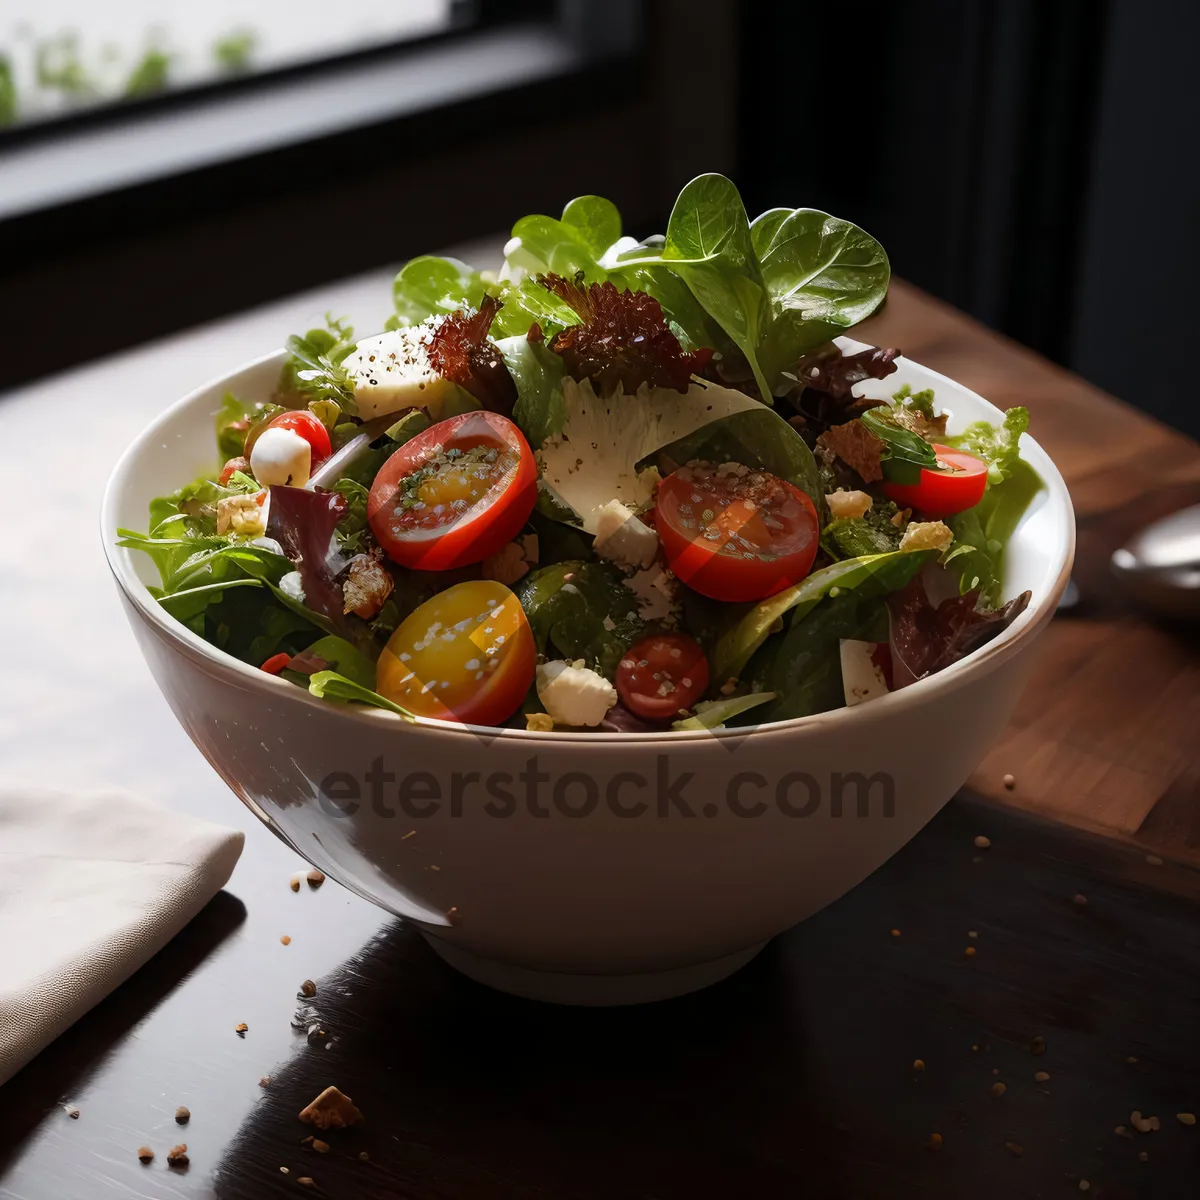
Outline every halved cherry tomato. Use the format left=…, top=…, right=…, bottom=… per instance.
left=219, top=455, right=250, bottom=485
left=243, top=408, right=331, bottom=467
left=655, top=462, right=820, bottom=602
left=880, top=444, right=987, bottom=518
left=367, top=411, right=537, bottom=571
left=375, top=580, right=535, bottom=725
left=616, top=633, right=710, bottom=721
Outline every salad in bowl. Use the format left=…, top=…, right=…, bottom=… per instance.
left=118, top=174, right=1040, bottom=736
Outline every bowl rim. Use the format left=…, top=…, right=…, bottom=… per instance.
left=101, top=344, right=1076, bottom=745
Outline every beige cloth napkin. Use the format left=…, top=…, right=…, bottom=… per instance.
left=0, top=786, right=244, bottom=1086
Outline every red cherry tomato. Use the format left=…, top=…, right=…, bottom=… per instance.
left=880, top=444, right=988, bottom=518
left=655, top=462, right=820, bottom=603
left=616, top=633, right=710, bottom=721
left=375, top=580, right=535, bottom=725
left=367, top=411, right=537, bottom=571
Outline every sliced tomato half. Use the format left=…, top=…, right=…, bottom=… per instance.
left=375, top=580, right=535, bottom=726
left=880, top=444, right=988, bottom=518
left=655, top=462, right=820, bottom=602
left=367, top=411, right=537, bottom=571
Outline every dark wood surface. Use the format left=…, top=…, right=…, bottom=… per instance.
left=859, top=284, right=1200, bottom=859
left=2, top=796, right=1198, bottom=1199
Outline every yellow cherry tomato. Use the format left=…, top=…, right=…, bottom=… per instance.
left=375, top=580, right=535, bottom=725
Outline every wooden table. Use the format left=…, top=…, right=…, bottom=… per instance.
left=1, top=263, right=1197, bottom=1198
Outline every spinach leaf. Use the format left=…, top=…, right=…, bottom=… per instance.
left=753, top=207, right=890, bottom=382
left=515, top=561, right=644, bottom=676
left=860, top=407, right=938, bottom=485
left=294, top=635, right=377, bottom=689
left=307, top=671, right=414, bottom=719
left=647, top=406, right=822, bottom=509
left=744, top=588, right=890, bottom=723
left=654, top=174, right=773, bottom=402
left=821, top=508, right=903, bottom=560
left=712, top=548, right=933, bottom=684
left=495, top=333, right=566, bottom=448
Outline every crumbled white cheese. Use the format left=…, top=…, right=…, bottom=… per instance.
left=593, top=499, right=659, bottom=569
left=826, top=489, right=874, bottom=520
left=279, top=571, right=306, bottom=604
left=627, top=564, right=680, bottom=622
left=840, top=639, right=889, bottom=706
left=250, top=426, right=311, bottom=487
left=216, top=490, right=270, bottom=537
left=340, top=322, right=456, bottom=420
left=899, top=520, right=953, bottom=552
left=535, top=660, right=617, bottom=727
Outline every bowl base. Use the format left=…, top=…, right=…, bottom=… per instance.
left=420, top=935, right=768, bottom=1006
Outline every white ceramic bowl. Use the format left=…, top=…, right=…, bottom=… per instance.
left=102, top=339, right=1074, bottom=1005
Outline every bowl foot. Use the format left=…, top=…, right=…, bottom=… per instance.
left=419, top=935, right=768, bottom=1005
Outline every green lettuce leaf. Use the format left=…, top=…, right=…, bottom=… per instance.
left=495, top=333, right=566, bottom=449
left=942, top=406, right=1042, bottom=604
left=215, top=392, right=253, bottom=460
left=389, top=255, right=487, bottom=329
left=712, top=547, right=933, bottom=684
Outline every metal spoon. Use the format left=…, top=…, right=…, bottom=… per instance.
left=1111, top=503, right=1200, bottom=619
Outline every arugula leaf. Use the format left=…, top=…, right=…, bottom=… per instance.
left=712, top=548, right=933, bottom=684
left=494, top=333, right=566, bottom=448
left=281, top=315, right=358, bottom=416
left=515, top=561, right=644, bottom=676
left=647, top=407, right=822, bottom=510
left=329, top=478, right=370, bottom=553
left=307, top=671, right=414, bottom=719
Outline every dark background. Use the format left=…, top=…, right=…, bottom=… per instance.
left=1, top=0, right=1196, bottom=436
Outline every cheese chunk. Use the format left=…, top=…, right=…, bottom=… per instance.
left=840, top=639, right=889, bottom=707
left=593, top=500, right=659, bottom=569
left=342, top=324, right=457, bottom=420
left=535, top=660, right=617, bottom=727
